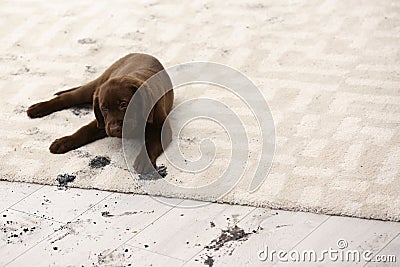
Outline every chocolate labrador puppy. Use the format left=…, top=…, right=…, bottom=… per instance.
left=27, top=53, right=174, bottom=174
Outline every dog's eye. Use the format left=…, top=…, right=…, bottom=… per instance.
left=101, top=106, right=108, bottom=112
left=120, top=101, right=127, bottom=109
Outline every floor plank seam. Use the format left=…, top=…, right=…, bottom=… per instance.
left=67, top=192, right=115, bottom=223
left=125, top=243, right=186, bottom=262
left=288, top=215, right=331, bottom=250
left=0, top=184, right=46, bottom=214
left=8, top=207, right=65, bottom=224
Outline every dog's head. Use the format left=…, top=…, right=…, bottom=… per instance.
left=93, top=76, right=154, bottom=138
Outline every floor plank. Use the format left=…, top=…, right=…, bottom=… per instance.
left=0, top=181, right=43, bottom=213
left=11, top=185, right=112, bottom=223
left=100, top=244, right=185, bottom=266
left=186, top=208, right=330, bottom=266
left=126, top=199, right=255, bottom=262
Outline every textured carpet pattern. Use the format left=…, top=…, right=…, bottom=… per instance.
left=0, top=0, right=399, bottom=221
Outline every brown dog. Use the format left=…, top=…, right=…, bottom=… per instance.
left=27, top=53, right=174, bottom=174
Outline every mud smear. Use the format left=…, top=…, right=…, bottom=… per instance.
left=56, top=173, right=76, bottom=190
left=101, top=210, right=154, bottom=217
left=101, top=211, right=112, bottom=217
left=200, top=225, right=260, bottom=265
left=25, top=127, right=39, bottom=135
left=276, top=224, right=291, bottom=229
left=205, top=225, right=250, bottom=251
left=14, top=105, right=27, bottom=114
left=122, top=30, right=144, bottom=41
left=11, top=66, right=30, bottom=75
left=0, top=54, right=18, bottom=61
left=78, top=38, right=96, bottom=44
left=71, top=104, right=91, bottom=117
left=89, top=156, right=111, bottom=168
left=97, top=247, right=133, bottom=266
left=73, top=150, right=92, bottom=158
left=50, top=224, right=76, bottom=244
left=85, top=65, right=97, bottom=74
left=180, top=136, right=199, bottom=145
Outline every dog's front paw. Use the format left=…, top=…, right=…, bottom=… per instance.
left=50, top=136, right=76, bottom=154
left=27, top=102, right=50, bottom=118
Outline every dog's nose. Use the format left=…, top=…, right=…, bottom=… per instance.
left=109, top=125, right=122, bottom=136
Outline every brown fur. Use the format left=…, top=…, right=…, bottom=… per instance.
left=27, top=53, right=174, bottom=173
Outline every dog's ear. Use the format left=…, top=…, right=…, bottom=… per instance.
left=120, top=76, right=155, bottom=124
left=139, top=88, right=155, bottom=124
left=93, top=89, right=105, bottom=129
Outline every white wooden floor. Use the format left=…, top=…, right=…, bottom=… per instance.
left=0, top=181, right=399, bottom=267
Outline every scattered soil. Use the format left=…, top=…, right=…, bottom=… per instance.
left=13, top=105, right=27, bottom=114
left=1, top=220, right=36, bottom=244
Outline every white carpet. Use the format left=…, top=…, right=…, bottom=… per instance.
left=0, top=0, right=399, bottom=221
